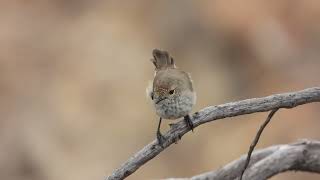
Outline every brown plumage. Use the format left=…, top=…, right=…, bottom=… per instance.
left=148, top=49, right=196, bottom=145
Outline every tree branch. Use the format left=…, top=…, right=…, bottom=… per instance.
left=167, top=139, right=320, bottom=180
left=106, top=87, right=320, bottom=180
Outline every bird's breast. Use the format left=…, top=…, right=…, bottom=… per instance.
left=154, top=93, right=195, bottom=119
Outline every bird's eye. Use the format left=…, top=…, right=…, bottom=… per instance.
left=169, top=89, right=175, bottom=95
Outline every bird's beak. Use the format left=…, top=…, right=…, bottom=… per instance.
left=155, top=97, right=167, bottom=104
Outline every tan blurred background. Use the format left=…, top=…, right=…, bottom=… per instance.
left=0, top=0, right=320, bottom=180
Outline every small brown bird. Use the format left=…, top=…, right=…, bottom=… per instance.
left=147, top=49, right=196, bottom=145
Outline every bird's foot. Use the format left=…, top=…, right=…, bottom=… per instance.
left=184, top=115, right=194, bottom=132
left=156, top=131, right=166, bottom=147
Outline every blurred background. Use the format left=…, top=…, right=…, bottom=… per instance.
left=0, top=0, right=320, bottom=180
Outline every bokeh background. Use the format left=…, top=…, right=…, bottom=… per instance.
left=1, top=1, right=320, bottom=180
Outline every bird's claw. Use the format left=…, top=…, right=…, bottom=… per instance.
left=184, top=115, right=194, bottom=132
left=157, top=131, right=166, bottom=147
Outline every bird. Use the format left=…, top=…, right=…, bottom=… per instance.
left=147, top=49, right=196, bottom=146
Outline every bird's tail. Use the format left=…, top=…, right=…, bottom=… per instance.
left=150, top=49, right=176, bottom=70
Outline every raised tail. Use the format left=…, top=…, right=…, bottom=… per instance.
left=150, top=49, right=176, bottom=70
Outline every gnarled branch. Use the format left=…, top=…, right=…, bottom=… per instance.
left=167, top=139, right=320, bottom=180
left=107, top=87, right=320, bottom=180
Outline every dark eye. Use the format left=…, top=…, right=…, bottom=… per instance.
left=169, top=89, right=175, bottom=95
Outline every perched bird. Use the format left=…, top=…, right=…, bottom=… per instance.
left=147, top=49, right=196, bottom=146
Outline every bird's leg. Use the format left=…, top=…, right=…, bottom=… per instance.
left=156, top=117, right=166, bottom=146
left=184, top=114, right=194, bottom=132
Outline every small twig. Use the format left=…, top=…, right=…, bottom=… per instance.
left=239, top=108, right=279, bottom=180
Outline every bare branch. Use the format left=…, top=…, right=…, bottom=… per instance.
left=168, top=139, right=320, bottom=180
left=106, top=87, right=320, bottom=180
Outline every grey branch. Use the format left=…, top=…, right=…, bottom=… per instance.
left=106, top=87, right=320, bottom=180
left=168, top=139, right=320, bottom=180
